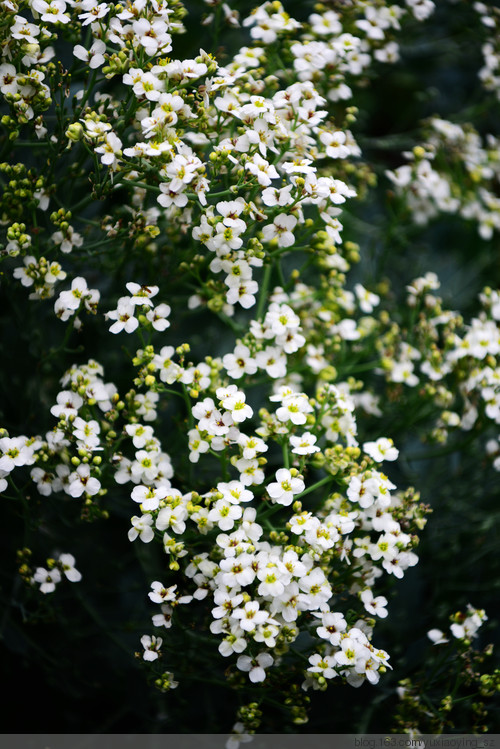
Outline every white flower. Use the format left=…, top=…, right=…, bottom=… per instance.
left=135, top=391, right=159, bottom=422
left=146, top=303, right=171, bottom=331
left=319, top=130, right=351, bottom=159
left=427, top=628, right=449, bottom=645
left=217, top=632, right=247, bottom=658
left=52, top=227, right=83, bottom=255
left=148, top=581, right=178, bottom=604
left=30, top=467, right=57, bottom=496
left=218, top=554, right=256, bottom=587
left=255, top=347, right=287, bottom=379
left=245, top=153, right=279, bottom=186
left=363, top=437, right=399, bottom=462
left=275, top=393, right=313, bottom=425
left=236, top=652, right=274, bottom=682
left=237, top=434, right=268, bottom=460
left=66, top=463, right=100, bottom=497
left=56, top=276, right=90, bottom=310
left=50, top=390, right=84, bottom=419
left=216, top=198, right=246, bottom=228
left=163, top=59, right=207, bottom=82
left=125, top=424, right=155, bottom=449
left=347, top=473, right=394, bottom=509
left=208, top=499, right=243, bottom=531
left=128, top=514, right=155, bottom=543
left=289, top=432, right=320, bottom=455
left=126, top=283, right=159, bottom=306
left=298, top=567, right=332, bottom=609
left=131, top=483, right=168, bottom=512
left=316, top=611, right=347, bottom=646
left=58, top=553, right=82, bottom=582
left=154, top=346, right=182, bottom=384
left=223, top=344, right=258, bottom=380
left=78, top=0, right=109, bottom=25
left=73, top=39, right=106, bottom=69
left=11, top=15, right=40, bottom=44
left=265, top=303, right=301, bottom=336
left=72, top=417, right=100, bottom=451
left=360, top=589, right=388, bottom=618
left=262, top=213, right=297, bottom=247
left=267, top=468, right=305, bottom=506
left=157, top=183, right=188, bottom=208
left=270, top=582, right=300, bottom=622
left=450, top=605, right=488, bottom=640
left=217, top=480, right=254, bottom=504
left=232, top=600, right=269, bottom=632
left=32, top=567, right=61, bottom=594
left=156, top=504, right=187, bottom=535
left=0, top=436, right=38, bottom=472
left=188, top=428, right=210, bottom=463
left=106, top=297, right=138, bottom=334
left=307, top=653, right=338, bottom=680
left=389, top=360, right=419, bottom=386
left=235, top=457, right=265, bottom=486
left=0, top=63, right=18, bottom=96
left=152, top=603, right=174, bottom=629
left=256, top=560, right=286, bottom=597
left=288, top=511, right=315, bottom=535
left=226, top=279, right=259, bottom=309
left=123, top=68, right=162, bottom=101
left=133, top=17, right=172, bottom=56
left=218, top=387, right=253, bottom=423
left=261, top=185, right=294, bottom=207
left=140, top=634, right=162, bottom=661
left=254, top=622, right=279, bottom=648
left=354, top=283, right=380, bottom=313
left=211, top=587, right=244, bottom=619
left=334, top=636, right=364, bottom=668
left=36, top=4, right=71, bottom=30
left=282, top=158, right=315, bottom=175
left=95, top=131, right=122, bottom=167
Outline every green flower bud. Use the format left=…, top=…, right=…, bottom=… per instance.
left=66, top=122, right=84, bottom=142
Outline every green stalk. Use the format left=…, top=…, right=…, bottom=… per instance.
left=294, top=474, right=334, bottom=502
left=255, top=262, right=273, bottom=321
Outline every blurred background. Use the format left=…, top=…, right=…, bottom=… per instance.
left=0, top=0, right=499, bottom=734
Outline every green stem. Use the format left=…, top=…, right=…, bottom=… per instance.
left=76, top=69, right=98, bottom=115
left=11, top=141, right=49, bottom=148
left=181, top=384, right=195, bottom=430
left=116, top=179, right=161, bottom=194
left=282, top=441, right=290, bottom=470
left=268, top=244, right=308, bottom=259
left=258, top=501, right=286, bottom=521
left=256, top=263, right=273, bottom=321
left=294, top=474, right=334, bottom=502
left=66, top=191, right=95, bottom=215
left=216, top=310, right=246, bottom=334
left=337, top=358, right=382, bottom=376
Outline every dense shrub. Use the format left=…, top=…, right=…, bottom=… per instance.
left=0, top=0, right=499, bottom=735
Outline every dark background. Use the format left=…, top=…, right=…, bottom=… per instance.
left=1, top=0, right=499, bottom=734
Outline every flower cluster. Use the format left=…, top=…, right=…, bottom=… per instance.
left=475, top=2, right=500, bottom=100
left=113, top=290, right=426, bottom=701
left=106, top=283, right=171, bottom=334
left=30, top=553, right=82, bottom=594
left=394, top=605, right=495, bottom=735
left=0, top=0, right=497, bottom=735
left=387, top=117, right=500, bottom=239
left=428, top=604, right=488, bottom=645
left=373, top=273, right=500, bottom=471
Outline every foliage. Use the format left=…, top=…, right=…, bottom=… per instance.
left=0, top=0, right=499, bottom=736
